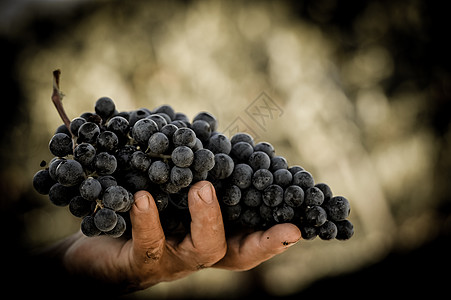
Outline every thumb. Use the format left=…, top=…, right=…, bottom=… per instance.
left=130, top=191, right=165, bottom=263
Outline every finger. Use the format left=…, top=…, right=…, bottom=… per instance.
left=214, top=223, right=301, bottom=271
left=179, top=181, right=227, bottom=265
left=130, top=191, right=165, bottom=263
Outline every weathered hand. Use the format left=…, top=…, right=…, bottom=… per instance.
left=61, top=181, right=301, bottom=292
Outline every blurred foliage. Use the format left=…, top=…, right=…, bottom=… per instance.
left=1, top=0, right=450, bottom=298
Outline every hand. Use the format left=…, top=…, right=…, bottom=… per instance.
left=60, top=181, right=301, bottom=292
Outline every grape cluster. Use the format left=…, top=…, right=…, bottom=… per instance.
left=33, top=97, right=354, bottom=241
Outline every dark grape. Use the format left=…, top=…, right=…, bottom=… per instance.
left=77, top=122, right=100, bottom=144
left=262, top=184, right=284, bottom=207
left=284, top=185, right=304, bottom=207
left=222, top=185, right=241, bottom=206
left=318, top=220, right=338, bottom=240
left=95, top=97, right=116, bottom=120
left=248, top=151, right=271, bottom=171
left=74, top=143, right=96, bottom=166
left=209, top=153, right=234, bottom=179
left=304, top=186, right=325, bottom=206
left=171, top=146, right=194, bottom=168
left=69, top=196, right=92, bottom=218
left=252, top=168, right=273, bottom=190
left=33, top=169, right=56, bottom=195
left=97, top=131, right=119, bottom=152
left=207, top=133, right=231, bottom=154
left=69, top=117, right=86, bottom=137
left=79, top=177, right=102, bottom=201
left=94, top=152, right=117, bottom=175
left=323, top=196, right=351, bottom=221
left=81, top=216, right=101, bottom=237
left=170, top=166, right=193, bottom=188
left=56, top=159, right=85, bottom=186
left=173, top=127, right=197, bottom=148
left=148, top=132, right=169, bottom=154
left=292, top=170, right=315, bottom=190
left=94, top=208, right=118, bottom=231
left=49, top=133, right=73, bottom=157
left=148, top=160, right=170, bottom=184
left=335, top=220, right=354, bottom=240
left=253, top=142, right=275, bottom=158
left=304, top=206, right=327, bottom=227
left=102, top=186, right=131, bottom=211
left=192, top=148, right=215, bottom=173
left=231, top=163, right=253, bottom=189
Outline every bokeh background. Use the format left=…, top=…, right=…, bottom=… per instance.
left=1, top=0, right=450, bottom=298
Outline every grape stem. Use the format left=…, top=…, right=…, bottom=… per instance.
left=51, top=69, right=73, bottom=136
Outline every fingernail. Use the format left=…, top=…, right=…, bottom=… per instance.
left=135, top=193, right=150, bottom=211
left=197, top=182, right=214, bottom=204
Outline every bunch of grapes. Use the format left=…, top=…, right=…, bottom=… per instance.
left=33, top=96, right=354, bottom=241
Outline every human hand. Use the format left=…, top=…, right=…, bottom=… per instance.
left=61, top=181, right=301, bottom=292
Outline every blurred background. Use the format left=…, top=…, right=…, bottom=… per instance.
left=1, top=0, right=450, bottom=298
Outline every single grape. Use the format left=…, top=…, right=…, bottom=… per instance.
left=300, top=225, right=317, bottom=240
left=94, top=152, right=117, bottom=175
left=207, top=133, right=231, bottom=154
left=252, top=168, right=273, bottom=190
left=318, top=220, right=338, bottom=240
left=147, top=114, right=168, bottom=130
left=171, top=146, right=194, bottom=168
left=292, top=170, right=315, bottom=190
left=231, top=163, right=253, bottom=189
left=55, top=159, right=85, bottom=186
left=170, top=166, right=193, bottom=188
left=248, top=151, right=271, bottom=171
left=131, top=118, right=159, bottom=145
left=335, top=220, right=354, bottom=240
left=102, top=185, right=131, bottom=211
left=284, top=185, right=304, bottom=207
left=230, top=142, right=254, bottom=162
left=97, top=131, right=119, bottom=152
left=304, top=186, right=325, bottom=206
left=73, top=143, right=96, bottom=166
left=81, top=215, right=101, bottom=237
left=192, top=148, right=215, bottom=173
left=273, top=169, right=293, bottom=187
left=77, top=122, right=100, bottom=144
left=273, top=205, right=294, bottom=223
left=209, top=153, right=234, bottom=179
left=323, top=196, right=350, bottom=221
left=148, top=132, right=169, bottom=154
left=33, top=169, right=56, bottom=195
left=253, top=142, right=275, bottom=158
left=242, top=187, right=262, bottom=207
left=130, top=151, right=151, bottom=172
left=262, top=184, right=284, bottom=207
left=148, top=160, right=170, bottom=184
left=191, top=119, right=211, bottom=142
left=69, top=196, right=92, bottom=218
left=173, top=127, right=197, bottom=148
left=49, top=133, right=73, bottom=157
left=304, top=206, right=327, bottom=227
left=48, top=183, right=78, bottom=206
left=270, top=156, right=288, bottom=172
left=94, top=208, right=118, bottom=232
left=222, top=185, right=241, bottom=206
left=95, top=97, right=116, bottom=120
left=79, top=177, right=102, bottom=201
